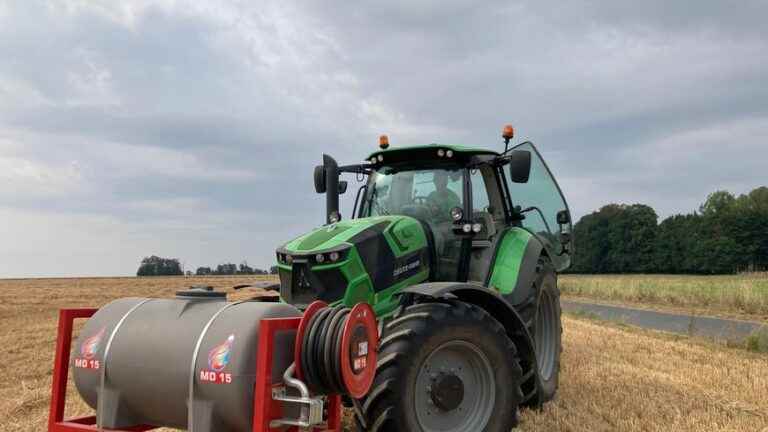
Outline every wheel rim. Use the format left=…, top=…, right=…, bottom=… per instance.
left=414, top=340, right=496, bottom=432
left=535, top=289, right=557, bottom=381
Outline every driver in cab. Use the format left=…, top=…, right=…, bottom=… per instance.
left=426, top=171, right=461, bottom=221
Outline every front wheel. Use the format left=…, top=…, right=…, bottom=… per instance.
left=355, top=300, right=523, bottom=432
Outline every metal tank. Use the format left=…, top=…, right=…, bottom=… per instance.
left=72, top=287, right=301, bottom=432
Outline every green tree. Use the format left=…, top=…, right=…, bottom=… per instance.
left=238, top=261, right=254, bottom=275
left=699, top=190, right=736, bottom=217
left=196, top=266, right=212, bottom=276
left=215, top=263, right=237, bottom=275
left=136, top=256, right=183, bottom=276
left=571, top=204, right=657, bottom=273
left=728, top=187, right=768, bottom=271
left=654, top=214, right=702, bottom=273
left=573, top=186, right=767, bottom=274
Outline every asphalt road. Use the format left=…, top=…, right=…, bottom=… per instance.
left=561, top=299, right=766, bottom=342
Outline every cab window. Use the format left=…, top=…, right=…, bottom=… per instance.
left=364, top=168, right=463, bottom=224
left=362, top=166, right=465, bottom=281
left=469, top=168, right=490, bottom=213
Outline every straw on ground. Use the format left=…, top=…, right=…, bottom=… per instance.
left=1, top=276, right=765, bottom=431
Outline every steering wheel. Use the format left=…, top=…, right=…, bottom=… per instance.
left=412, top=196, right=441, bottom=216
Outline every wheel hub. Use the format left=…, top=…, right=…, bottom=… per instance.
left=430, top=373, right=464, bottom=411
left=415, top=340, right=496, bottom=432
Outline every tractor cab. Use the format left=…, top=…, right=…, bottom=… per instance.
left=357, top=146, right=498, bottom=283
left=355, top=141, right=573, bottom=284
left=277, top=126, right=572, bottom=315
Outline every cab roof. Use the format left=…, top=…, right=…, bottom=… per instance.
left=367, top=143, right=499, bottom=163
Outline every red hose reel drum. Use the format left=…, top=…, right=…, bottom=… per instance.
left=294, top=301, right=378, bottom=399
left=339, top=303, right=378, bottom=398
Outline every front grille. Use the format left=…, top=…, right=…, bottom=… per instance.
left=314, top=268, right=347, bottom=302
left=290, top=262, right=319, bottom=305
left=279, top=261, right=348, bottom=306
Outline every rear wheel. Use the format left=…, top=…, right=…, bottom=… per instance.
left=516, top=255, right=562, bottom=406
left=355, top=300, right=523, bottom=432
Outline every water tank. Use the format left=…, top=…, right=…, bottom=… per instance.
left=72, top=288, right=301, bottom=432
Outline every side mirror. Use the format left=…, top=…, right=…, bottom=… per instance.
left=338, top=181, right=348, bottom=194
left=314, top=165, right=326, bottom=193
left=508, top=150, right=531, bottom=183
left=556, top=210, right=571, bottom=225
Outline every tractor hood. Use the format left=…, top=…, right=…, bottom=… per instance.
left=278, top=215, right=424, bottom=255
left=275, top=215, right=431, bottom=309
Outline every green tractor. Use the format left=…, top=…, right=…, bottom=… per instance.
left=275, top=127, right=573, bottom=431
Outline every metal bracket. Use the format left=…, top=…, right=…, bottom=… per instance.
left=268, top=364, right=326, bottom=429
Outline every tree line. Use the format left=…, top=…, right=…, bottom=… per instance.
left=570, top=186, right=768, bottom=274
left=137, top=186, right=766, bottom=277
left=194, top=262, right=278, bottom=276
left=136, top=256, right=277, bottom=276
left=136, top=255, right=184, bottom=276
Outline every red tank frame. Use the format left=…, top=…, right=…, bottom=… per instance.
left=48, top=308, right=342, bottom=432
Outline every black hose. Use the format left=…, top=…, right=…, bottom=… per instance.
left=300, top=305, right=353, bottom=395
left=302, top=307, right=331, bottom=391
left=328, top=309, right=350, bottom=392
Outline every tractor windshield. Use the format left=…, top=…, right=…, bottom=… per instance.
left=360, top=166, right=465, bottom=281
left=361, top=167, right=464, bottom=223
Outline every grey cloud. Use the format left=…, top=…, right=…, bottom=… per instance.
left=0, top=0, right=766, bottom=276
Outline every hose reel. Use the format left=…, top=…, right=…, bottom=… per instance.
left=294, top=301, right=378, bottom=399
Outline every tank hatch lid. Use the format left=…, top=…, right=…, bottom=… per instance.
left=176, top=285, right=226, bottom=299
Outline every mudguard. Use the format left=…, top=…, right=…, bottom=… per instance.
left=398, top=282, right=537, bottom=386
left=485, top=227, right=546, bottom=307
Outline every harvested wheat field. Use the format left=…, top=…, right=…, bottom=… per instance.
left=1, top=277, right=766, bottom=432
left=560, top=273, right=768, bottom=321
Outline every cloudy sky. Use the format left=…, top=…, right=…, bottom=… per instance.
left=1, top=0, right=766, bottom=277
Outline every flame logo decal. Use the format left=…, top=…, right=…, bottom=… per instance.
left=81, top=327, right=106, bottom=360
left=208, top=334, right=235, bottom=372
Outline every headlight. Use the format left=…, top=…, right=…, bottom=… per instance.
left=450, top=206, right=463, bottom=222
left=312, top=248, right=348, bottom=265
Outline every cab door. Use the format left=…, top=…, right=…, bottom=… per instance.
left=505, top=142, right=573, bottom=271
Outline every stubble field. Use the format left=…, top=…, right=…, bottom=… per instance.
left=560, top=273, right=768, bottom=321
left=0, top=276, right=766, bottom=432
